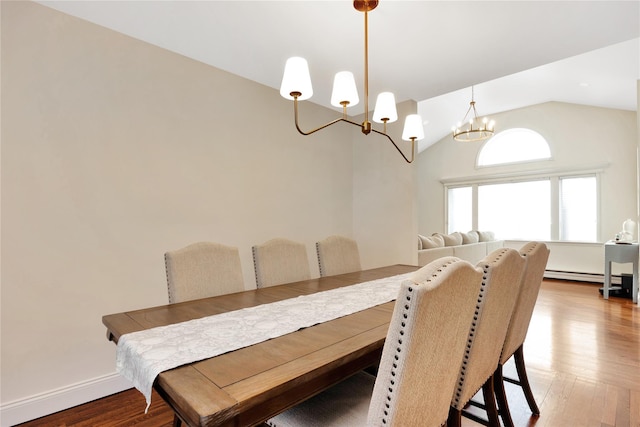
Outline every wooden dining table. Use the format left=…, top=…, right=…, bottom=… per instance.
left=102, top=264, right=417, bottom=427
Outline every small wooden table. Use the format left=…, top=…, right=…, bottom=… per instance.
left=103, top=264, right=417, bottom=426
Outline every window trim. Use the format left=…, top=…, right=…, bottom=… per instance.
left=440, top=162, right=609, bottom=186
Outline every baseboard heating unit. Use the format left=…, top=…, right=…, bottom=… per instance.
left=544, top=270, right=618, bottom=284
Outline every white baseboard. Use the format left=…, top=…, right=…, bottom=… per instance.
left=544, top=270, right=620, bottom=284
left=1, top=373, right=133, bottom=427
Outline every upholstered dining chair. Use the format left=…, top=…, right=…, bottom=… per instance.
left=492, top=241, right=550, bottom=427
left=447, top=248, right=526, bottom=427
left=252, top=238, right=311, bottom=288
left=164, top=241, right=244, bottom=303
left=267, top=256, right=484, bottom=427
left=164, top=241, right=245, bottom=427
left=316, top=235, right=362, bottom=277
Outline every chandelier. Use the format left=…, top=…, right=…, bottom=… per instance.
left=279, top=0, right=424, bottom=163
left=452, top=86, right=495, bottom=142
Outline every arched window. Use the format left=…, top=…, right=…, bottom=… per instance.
left=477, top=128, right=551, bottom=167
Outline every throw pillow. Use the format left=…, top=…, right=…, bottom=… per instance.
left=431, top=234, right=445, bottom=247
left=435, top=232, right=462, bottom=247
left=477, top=231, right=496, bottom=242
left=420, top=234, right=445, bottom=249
left=461, top=231, right=480, bottom=244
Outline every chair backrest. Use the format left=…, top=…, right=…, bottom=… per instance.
left=164, top=241, right=244, bottom=303
left=368, top=257, right=483, bottom=426
left=316, top=235, right=362, bottom=277
left=451, top=248, right=526, bottom=410
left=252, top=238, right=311, bottom=288
left=500, top=241, right=550, bottom=364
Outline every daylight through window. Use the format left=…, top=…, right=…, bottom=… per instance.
left=446, top=129, right=598, bottom=241
left=477, top=128, right=551, bottom=167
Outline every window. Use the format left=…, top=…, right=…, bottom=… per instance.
left=477, top=128, right=551, bottom=167
left=447, top=186, right=472, bottom=233
left=446, top=128, right=598, bottom=241
left=560, top=176, right=597, bottom=241
left=445, top=175, right=599, bottom=241
left=478, top=180, right=551, bottom=240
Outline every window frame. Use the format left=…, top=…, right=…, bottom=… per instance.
left=443, top=169, right=603, bottom=243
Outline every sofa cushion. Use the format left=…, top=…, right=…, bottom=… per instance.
left=434, top=232, right=463, bottom=247
left=461, top=231, right=479, bottom=244
left=453, top=243, right=486, bottom=265
left=484, top=240, right=504, bottom=253
left=477, top=231, right=496, bottom=242
left=420, top=234, right=445, bottom=249
left=417, top=246, right=455, bottom=266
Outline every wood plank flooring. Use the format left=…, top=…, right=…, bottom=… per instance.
left=17, top=279, right=640, bottom=427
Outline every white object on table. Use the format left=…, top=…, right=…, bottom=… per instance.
left=603, top=241, right=639, bottom=304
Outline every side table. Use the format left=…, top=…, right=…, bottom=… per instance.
left=603, top=241, right=639, bottom=303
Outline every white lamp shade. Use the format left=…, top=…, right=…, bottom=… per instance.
left=280, top=57, right=313, bottom=101
left=402, top=114, right=425, bottom=141
left=331, top=71, right=359, bottom=107
left=373, top=92, right=398, bottom=123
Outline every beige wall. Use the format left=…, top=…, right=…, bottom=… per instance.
left=353, top=100, right=420, bottom=268
left=1, top=2, right=418, bottom=423
left=416, top=101, right=638, bottom=275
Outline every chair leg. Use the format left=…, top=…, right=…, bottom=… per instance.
left=447, top=406, right=462, bottom=427
left=481, top=376, right=501, bottom=427
left=514, top=345, right=540, bottom=415
left=493, top=364, right=515, bottom=427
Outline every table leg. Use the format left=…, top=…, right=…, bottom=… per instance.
left=604, top=260, right=611, bottom=300
left=633, top=259, right=638, bottom=304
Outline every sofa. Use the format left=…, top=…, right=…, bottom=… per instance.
left=418, top=231, right=504, bottom=266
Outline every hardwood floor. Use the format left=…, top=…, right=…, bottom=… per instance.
left=17, top=279, right=639, bottom=427
left=464, top=279, right=640, bottom=427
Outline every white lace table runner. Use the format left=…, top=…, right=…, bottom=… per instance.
left=116, top=272, right=412, bottom=410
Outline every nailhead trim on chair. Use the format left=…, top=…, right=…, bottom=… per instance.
left=453, top=248, right=509, bottom=407
left=164, top=253, right=174, bottom=304
left=380, top=259, right=458, bottom=424
left=316, top=241, right=324, bottom=277
left=252, top=246, right=260, bottom=288
left=521, top=242, right=537, bottom=257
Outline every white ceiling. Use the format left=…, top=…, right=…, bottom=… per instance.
left=38, top=1, right=640, bottom=151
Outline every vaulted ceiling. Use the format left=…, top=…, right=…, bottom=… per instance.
left=38, top=1, right=640, bottom=151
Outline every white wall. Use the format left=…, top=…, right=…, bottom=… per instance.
left=0, top=2, right=417, bottom=424
left=416, top=101, right=638, bottom=276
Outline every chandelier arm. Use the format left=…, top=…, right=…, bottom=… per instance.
left=292, top=97, right=347, bottom=135
left=293, top=97, right=365, bottom=136
left=370, top=128, right=415, bottom=163
left=293, top=116, right=349, bottom=137
left=471, top=103, right=479, bottom=121
left=460, top=103, right=474, bottom=124
left=293, top=98, right=414, bottom=163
